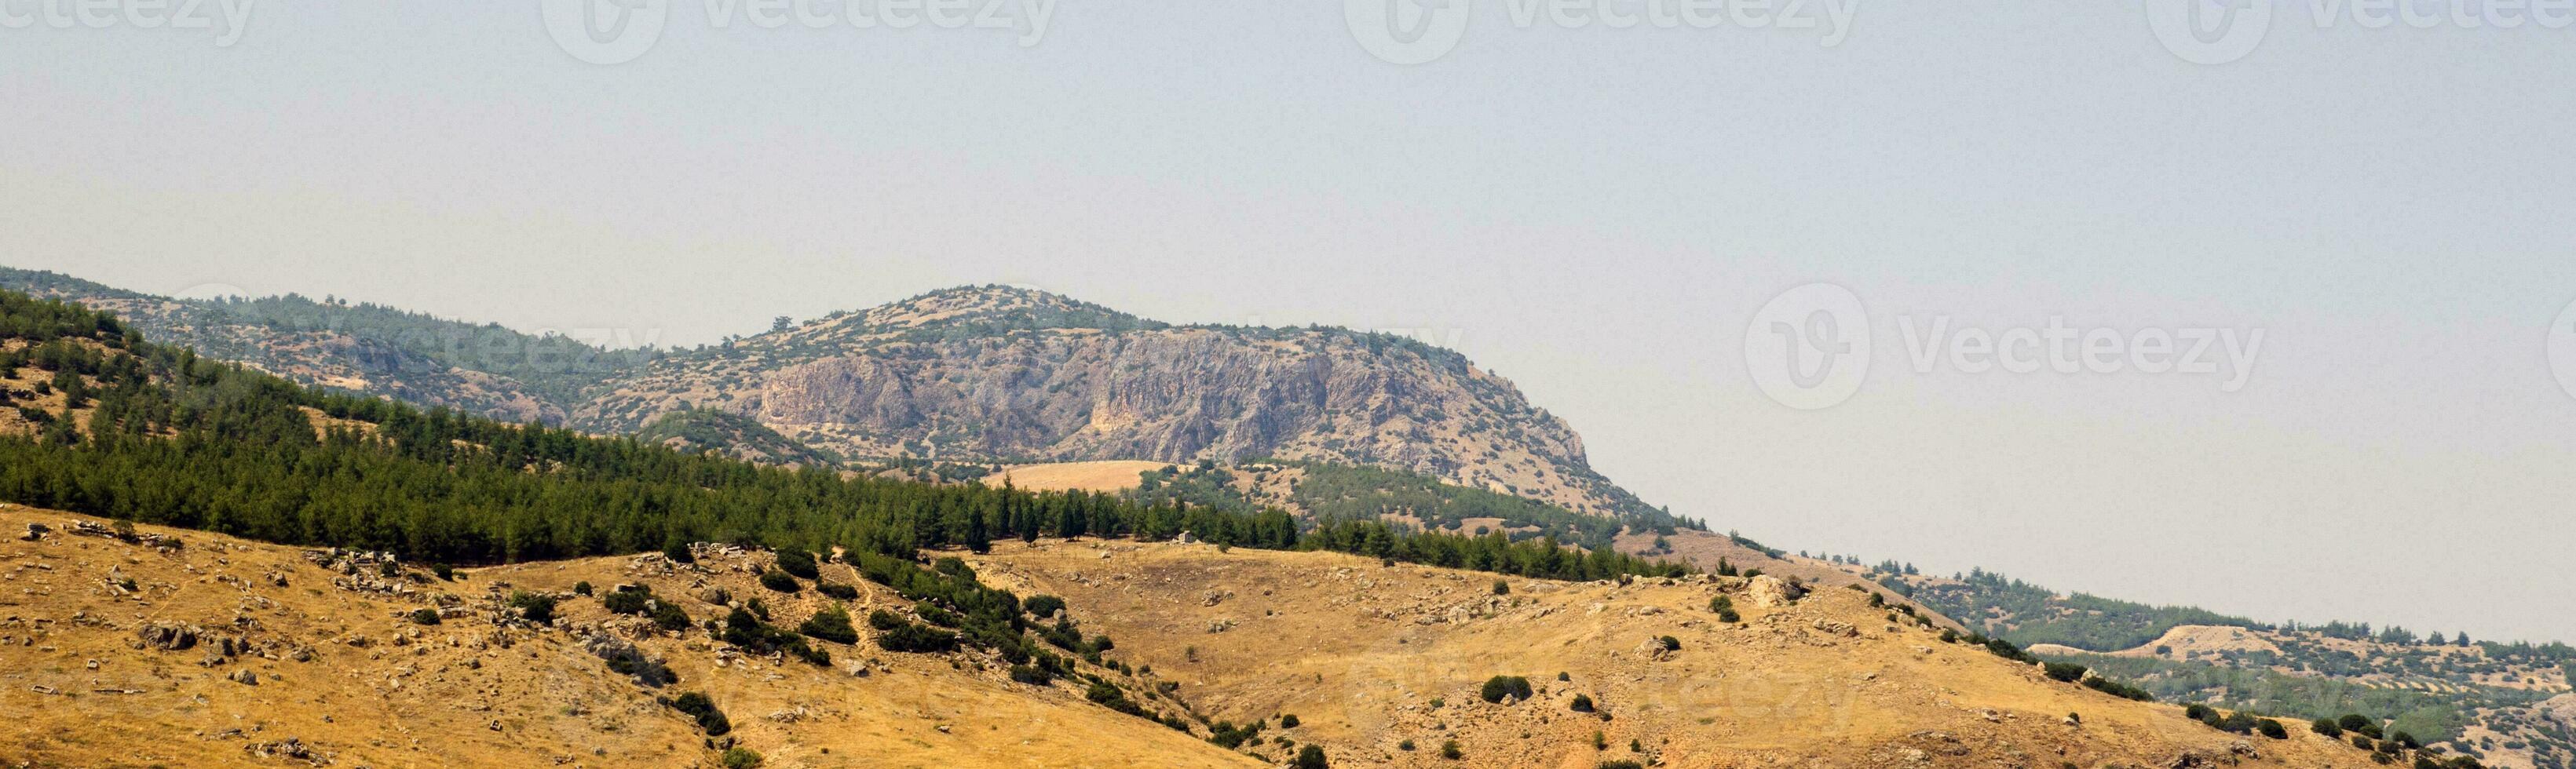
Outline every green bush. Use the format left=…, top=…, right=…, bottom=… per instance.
left=2257, top=718, right=2289, bottom=739
left=660, top=691, right=731, bottom=736
left=721, top=746, right=762, bottom=768
left=2313, top=718, right=2344, bottom=738
left=774, top=549, right=820, bottom=580
left=1292, top=745, right=1328, bottom=769
left=1440, top=740, right=1462, bottom=760
left=409, top=608, right=442, bottom=625
left=651, top=601, right=692, bottom=632
left=603, top=589, right=652, bottom=615
left=758, top=570, right=801, bottom=593
left=1657, top=636, right=1681, bottom=652
left=817, top=581, right=858, bottom=600
left=798, top=606, right=860, bottom=644
left=2081, top=676, right=2153, bottom=702
left=572, top=581, right=593, bottom=596
left=509, top=591, right=557, bottom=625
left=1599, top=762, right=1645, bottom=769
left=1492, top=579, right=1510, bottom=596
left=2043, top=661, right=2088, bottom=683
left=1398, top=739, right=1416, bottom=752
left=1480, top=675, right=1533, bottom=704
left=1024, top=594, right=1066, bottom=618
left=877, top=621, right=960, bottom=654
left=1708, top=596, right=1740, bottom=623
left=1279, top=713, right=1299, bottom=728
left=1571, top=694, right=1595, bottom=713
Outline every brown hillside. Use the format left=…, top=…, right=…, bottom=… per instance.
left=0, top=506, right=1252, bottom=768
left=965, top=539, right=2380, bottom=768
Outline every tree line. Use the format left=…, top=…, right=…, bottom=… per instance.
left=0, top=288, right=1686, bottom=585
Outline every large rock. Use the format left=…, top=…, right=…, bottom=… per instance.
left=1745, top=575, right=1804, bottom=608
left=136, top=622, right=199, bottom=651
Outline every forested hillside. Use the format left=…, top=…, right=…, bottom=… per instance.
left=0, top=286, right=1686, bottom=582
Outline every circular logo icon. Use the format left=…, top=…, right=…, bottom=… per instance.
left=542, top=0, right=670, bottom=65
left=1744, top=283, right=1869, bottom=410
left=2145, top=0, right=2273, bottom=65
left=1344, top=0, right=1473, bottom=65
left=2550, top=297, right=2576, bottom=403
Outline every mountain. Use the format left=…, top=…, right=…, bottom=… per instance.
left=0, top=270, right=1684, bottom=528
left=0, top=267, right=651, bottom=425
left=634, top=408, right=846, bottom=468
left=577, top=285, right=1672, bottom=524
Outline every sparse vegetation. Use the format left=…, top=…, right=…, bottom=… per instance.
left=1480, top=675, right=1533, bottom=704
left=659, top=691, right=732, bottom=736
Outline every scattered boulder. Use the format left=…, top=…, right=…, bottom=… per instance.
left=20, top=523, right=47, bottom=541
left=228, top=669, right=258, bottom=686
left=137, top=622, right=200, bottom=651
left=1745, top=575, right=1805, bottom=608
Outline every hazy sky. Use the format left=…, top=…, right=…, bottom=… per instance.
left=5, top=3, right=2573, bottom=642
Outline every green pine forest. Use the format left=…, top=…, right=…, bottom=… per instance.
left=0, top=288, right=1688, bottom=585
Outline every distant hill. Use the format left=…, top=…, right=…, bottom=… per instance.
left=634, top=408, right=843, bottom=468
left=4, top=269, right=1694, bottom=533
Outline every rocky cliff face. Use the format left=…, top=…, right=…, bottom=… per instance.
left=4, top=269, right=1665, bottom=520
left=575, top=286, right=1645, bottom=517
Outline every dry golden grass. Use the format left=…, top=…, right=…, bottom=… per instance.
left=0, top=506, right=1252, bottom=768
left=966, top=539, right=2380, bottom=768
left=979, top=461, right=1174, bottom=494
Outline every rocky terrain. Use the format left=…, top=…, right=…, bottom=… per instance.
left=0, top=506, right=1253, bottom=768
left=2, top=270, right=1675, bottom=525
left=963, top=538, right=2386, bottom=767
left=5, top=505, right=2402, bottom=768
left=575, top=286, right=1659, bottom=521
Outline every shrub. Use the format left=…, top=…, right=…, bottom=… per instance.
left=2044, top=661, right=2088, bottom=683
left=1571, top=694, right=1595, bottom=713
left=660, top=691, right=731, bottom=736
left=876, top=621, right=959, bottom=654
left=1440, top=740, right=1462, bottom=760
left=2186, top=704, right=2214, bottom=722
left=1708, top=596, right=1740, bottom=623
left=2257, top=719, right=2289, bottom=739
left=604, top=589, right=652, bottom=616
left=2313, top=718, right=2344, bottom=738
left=2081, top=677, right=2154, bottom=702
left=1657, top=636, right=1681, bottom=652
left=509, top=592, right=557, bottom=625
left=2340, top=714, right=2373, bottom=731
left=1599, top=763, right=1646, bottom=769
left=409, top=608, right=442, bottom=625
left=1025, top=594, right=1067, bottom=619
left=1292, top=745, right=1328, bottom=769
left=1592, top=730, right=1607, bottom=749
left=1009, top=665, right=1052, bottom=685
left=1280, top=713, right=1299, bottom=728
left=758, top=570, right=801, bottom=593
left=774, top=549, right=820, bottom=580
left=1492, top=579, right=1510, bottom=596
left=2352, top=734, right=2376, bottom=750
left=1399, top=739, right=1416, bottom=752
left=573, top=581, right=593, bottom=596
left=431, top=563, right=455, bottom=581
left=798, top=606, right=860, bottom=644
left=721, top=746, right=762, bottom=769
left=1479, top=676, right=1533, bottom=704
left=663, top=541, right=695, bottom=564
left=2216, top=711, right=2259, bottom=734
left=651, top=602, right=692, bottom=632
left=817, top=581, right=858, bottom=600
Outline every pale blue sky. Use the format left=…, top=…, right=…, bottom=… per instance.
left=5, top=2, right=2573, bottom=642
